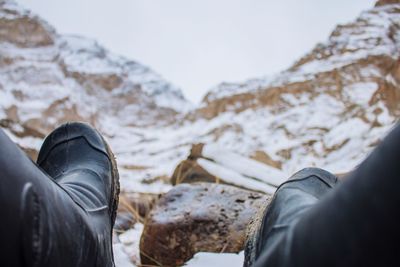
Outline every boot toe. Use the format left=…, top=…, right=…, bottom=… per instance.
left=278, top=167, right=339, bottom=199
left=37, top=122, right=108, bottom=166
left=287, top=167, right=338, bottom=188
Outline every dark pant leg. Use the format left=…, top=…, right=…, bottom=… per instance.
left=0, top=129, right=97, bottom=266
left=0, top=130, right=30, bottom=266
left=255, top=123, right=400, bottom=267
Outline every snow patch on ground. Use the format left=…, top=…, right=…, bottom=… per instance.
left=185, top=251, right=244, bottom=267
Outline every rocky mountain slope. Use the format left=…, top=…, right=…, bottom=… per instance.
left=114, top=0, right=400, bottom=193
left=0, top=0, right=189, bottom=159
left=193, top=1, right=400, bottom=175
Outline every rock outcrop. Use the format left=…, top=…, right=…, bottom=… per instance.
left=140, top=183, right=269, bottom=266
left=171, top=143, right=285, bottom=194
left=188, top=2, right=400, bottom=176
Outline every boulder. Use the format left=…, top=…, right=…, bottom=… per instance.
left=140, top=183, right=270, bottom=266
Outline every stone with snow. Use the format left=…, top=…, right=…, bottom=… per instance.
left=171, top=143, right=284, bottom=194
left=140, top=183, right=269, bottom=266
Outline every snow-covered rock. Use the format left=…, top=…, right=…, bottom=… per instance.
left=171, top=143, right=285, bottom=194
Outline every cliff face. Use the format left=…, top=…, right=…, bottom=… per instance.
left=1, top=0, right=399, bottom=193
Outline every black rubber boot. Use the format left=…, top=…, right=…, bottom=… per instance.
left=36, top=122, right=120, bottom=266
left=0, top=122, right=119, bottom=266
left=244, top=167, right=338, bottom=267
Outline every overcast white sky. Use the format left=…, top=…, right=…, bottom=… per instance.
left=18, top=0, right=375, bottom=103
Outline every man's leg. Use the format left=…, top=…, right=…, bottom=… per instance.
left=0, top=122, right=119, bottom=266
left=0, top=128, right=40, bottom=266
left=250, top=123, right=400, bottom=267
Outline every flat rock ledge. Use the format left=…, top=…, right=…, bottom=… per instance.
left=140, top=183, right=270, bottom=266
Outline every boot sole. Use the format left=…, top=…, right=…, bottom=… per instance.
left=97, top=130, right=121, bottom=267
left=244, top=197, right=271, bottom=266
left=100, top=134, right=120, bottom=227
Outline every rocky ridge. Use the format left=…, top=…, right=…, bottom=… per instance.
left=191, top=1, right=400, bottom=175
left=113, top=0, right=400, bottom=192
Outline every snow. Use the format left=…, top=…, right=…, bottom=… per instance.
left=0, top=42, right=58, bottom=61
left=0, top=89, right=14, bottom=109
left=198, top=158, right=277, bottom=194
left=113, top=244, right=136, bottom=267
left=185, top=251, right=244, bottom=267
left=57, top=34, right=192, bottom=112
left=202, top=144, right=285, bottom=187
left=113, top=223, right=143, bottom=267
left=60, top=36, right=121, bottom=75
left=344, top=82, right=378, bottom=106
